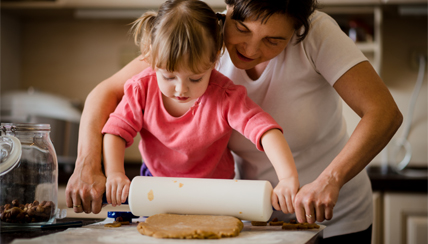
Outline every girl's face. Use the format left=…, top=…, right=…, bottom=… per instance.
left=155, top=67, right=213, bottom=105
left=223, top=6, right=296, bottom=70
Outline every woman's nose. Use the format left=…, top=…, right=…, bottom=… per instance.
left=243, top=39, right=260, bottom=57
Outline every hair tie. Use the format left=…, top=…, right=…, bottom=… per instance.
left=216, top=13, right=226, bottom=22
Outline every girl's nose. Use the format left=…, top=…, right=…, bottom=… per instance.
left=175, top=81, right=188, bottom=94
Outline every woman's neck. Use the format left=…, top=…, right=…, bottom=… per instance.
left=245, top=61, right=269, bottom=80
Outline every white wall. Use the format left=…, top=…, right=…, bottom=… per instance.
left=1, top=13, right=22, bottom=93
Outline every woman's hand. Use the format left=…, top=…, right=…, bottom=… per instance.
left=65, top=157, right=106, bottom=214
left=293, top=176, right=340, bottom=224
left=272, top=177, right=299, bottom=214
left=105, top=172, right=131, bottom=207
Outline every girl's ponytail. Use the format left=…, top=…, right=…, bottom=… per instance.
left=131, top=11, right=157, bottom=60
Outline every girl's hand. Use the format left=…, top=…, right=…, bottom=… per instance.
left=105, top=172, right=131, bottom=207
left=293, top=177, right=340, bottom=224
left=272, top=177, right=299, bottom=214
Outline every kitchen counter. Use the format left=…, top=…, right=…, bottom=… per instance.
left=1, top=218, right=325, bottom=244
left=367, top=166, right=428, bottom=193
left=0, top=218, right=104, bottom=244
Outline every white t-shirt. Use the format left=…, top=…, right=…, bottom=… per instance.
left=217, top=10, right=373, bottom=238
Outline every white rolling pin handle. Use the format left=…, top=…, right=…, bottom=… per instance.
left=128, top=176, right=273, bottom=221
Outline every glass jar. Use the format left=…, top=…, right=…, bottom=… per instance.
left=0, top=123, right=58, bottom=227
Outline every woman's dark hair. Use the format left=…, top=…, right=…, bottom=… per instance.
left=224, top=0, right=317, bottom=43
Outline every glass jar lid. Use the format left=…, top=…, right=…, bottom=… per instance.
left=0, top=135, right=22, bottom=176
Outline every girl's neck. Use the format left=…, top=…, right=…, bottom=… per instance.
left=162, top=95, right=197, bottom=117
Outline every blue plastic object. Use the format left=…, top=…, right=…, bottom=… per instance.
left=107, top=211, right=139, bottom=222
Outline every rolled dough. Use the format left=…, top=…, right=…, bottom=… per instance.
left=137, top=214, right=244, bottom=239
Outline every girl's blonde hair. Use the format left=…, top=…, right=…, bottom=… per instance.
left=131, top=0, right=224, bottom=74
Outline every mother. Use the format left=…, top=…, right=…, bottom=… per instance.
left=66, top=0, right=402, bottom=242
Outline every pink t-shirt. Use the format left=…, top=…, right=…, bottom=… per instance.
left=102, top=68, right=282, bottom=179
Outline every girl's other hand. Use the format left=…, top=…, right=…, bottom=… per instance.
left=271, top=177, right=299, bottom=214
left=105, top=172, right=131, bottom=207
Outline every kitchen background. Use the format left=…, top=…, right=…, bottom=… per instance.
left=0, top=0, right=427, bottom=244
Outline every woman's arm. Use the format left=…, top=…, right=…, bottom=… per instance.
left=261, top=129, right=299, bottom=214
left=65, top=57, right=149, bottom=214
left=293, top=61, right=403, bottom=224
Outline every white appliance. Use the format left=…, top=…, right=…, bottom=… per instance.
left=1, top=89, right=82, bottom=164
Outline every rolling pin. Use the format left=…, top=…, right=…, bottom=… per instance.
left=127, top=176, right=273, bottom=221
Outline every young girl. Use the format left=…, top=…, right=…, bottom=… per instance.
left=102, top=0, right=298, bottom=214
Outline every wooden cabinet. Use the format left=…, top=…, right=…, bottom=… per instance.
left=384, top=193, right=428, bottom=244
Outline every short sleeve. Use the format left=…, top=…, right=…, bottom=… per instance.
left=102, top=77, right=146, bottom=147
left=303, top=11, right=368, bottom=86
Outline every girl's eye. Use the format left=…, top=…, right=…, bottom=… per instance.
left=163, top=76, right=175, bottom=80
left=190, top=78, right=202, bottom=83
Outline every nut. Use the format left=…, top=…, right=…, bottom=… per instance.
left=33, top=200, right=39, bottom=206
left=11, top=199, right=20, bottom=207
left=4, top=204, right=11, bottom=210
left=44, top=206, right=52, bottom=215
left=27, top=208, right=36, bottom=217
left=36, top=205, right=45, bottom=213
left=10, top=207, right=22, bottom=217
left=16, top=212, right=25, bottom=220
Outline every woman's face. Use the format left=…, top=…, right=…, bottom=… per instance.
left=224, top=6, right=295, bottom=70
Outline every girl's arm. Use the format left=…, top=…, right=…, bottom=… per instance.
left=103, top=134, right=131, bottom=207
left=65, top=57, right=149, bottom=214
left=293, top=61, right=403, bottom=224
left=261, top=129, right=299, bottom=214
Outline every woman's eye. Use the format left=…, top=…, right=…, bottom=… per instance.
left=235, top=23, right=248, bottom=33
left=266, top=38, right=280, bottom=46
